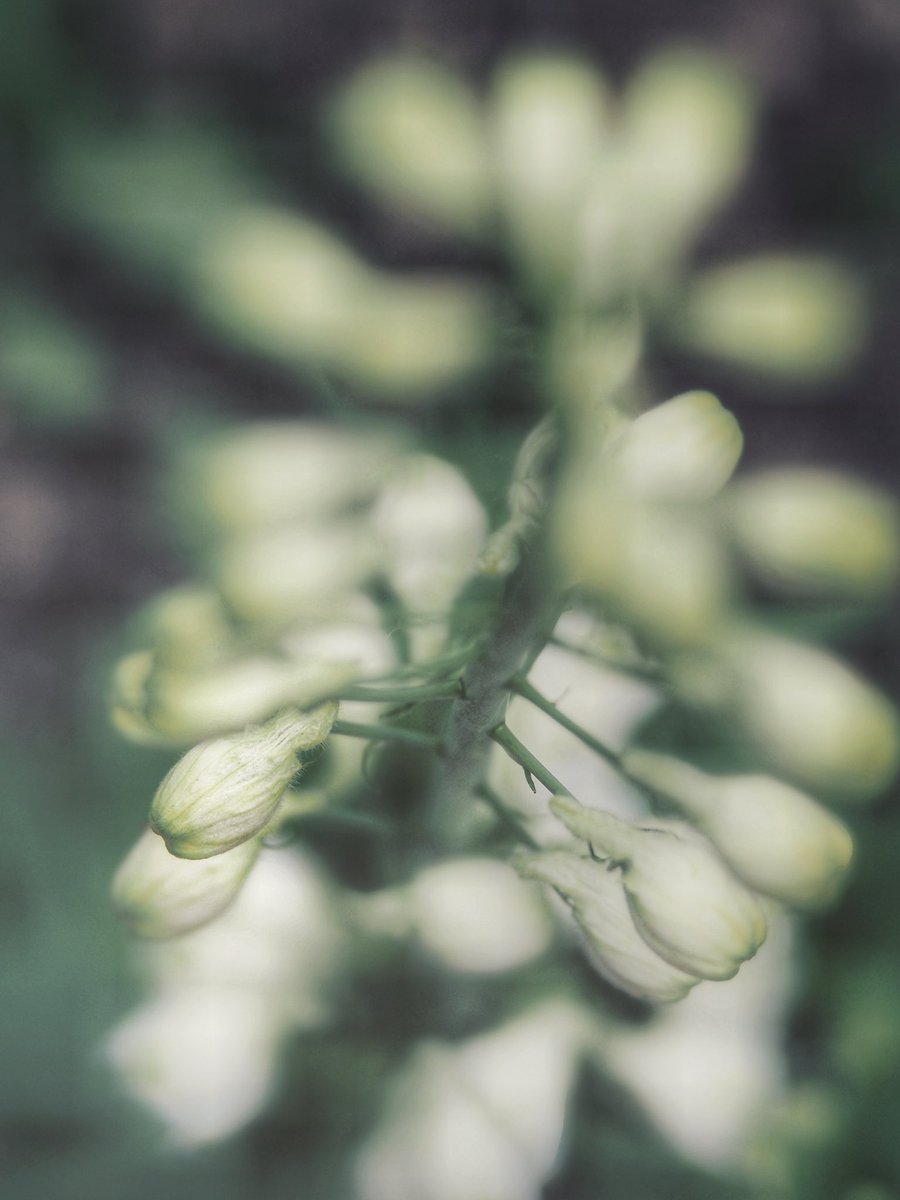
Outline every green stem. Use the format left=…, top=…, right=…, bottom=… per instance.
left=490, top=723, right=571, bottom=797
left=511, top=676, right=623, bottom=769
left=331, top=719, right=441, bottom=752
left=337, top=680, right=461, bottom=704
left=547, top=633, right=661, bottom=681
left=367, top=643, right=478, bottom=683
left=433, top=546, right=559, bottom=815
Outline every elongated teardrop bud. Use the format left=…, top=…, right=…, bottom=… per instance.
left=112, top=827, right=260, bottom=939
left=150, top=704, right=338, bottom=859
left=550, top=796, right=767, bottom=980
left=622, top=750, right=854, bottom=909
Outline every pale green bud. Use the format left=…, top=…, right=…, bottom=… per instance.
left=514, top=849, right=701, bottom=1002
left=678, top=255, right=866, bottom=383
left=150, top=704, right=338, bottom=858
left=722, top=628, right=900, bottom=802
left=111, top=826, right=260, bottom=939
left=192, top=420, right=405, bottom=534
left=328, top=56, right=492, bottom=236
left=623, top=749, right=854, bottom=909
left=342, top=276, right=496, bottom=400
left=617, top=49, right=754, bottom=272
left=190, top=208, right=370, bottom=369
left=551, top=796, right=767, bottom=980
left=491, top=52, right=609, bottom=296
left=215, top=521, right=381, bottom=625
left=610, top=391, right=743, bottom=502
left=111, top=648, right=355, bottom=747
left=729, top=469, right=899, bottom=598
left=555, top=483, right=732, bottom=648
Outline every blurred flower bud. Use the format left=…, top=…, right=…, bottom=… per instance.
left=150, top=704, right=338, bottom=858
left=729, top=469, right=899, bottom=598
left=555, top=483, right=732, bottom=648
left=186, top=420, right=404, bottom=534
left=104, top=984, right=284, bottom=1146
left=408, top=857, right=553, bottom=974
left=328, top=56, right=492, bottom=236
left=491, top=52, right=608, bottom=297
left=112, top=827, right=260, bottom=939
left=373, top=454, right=487, bottom=616
left=721, top=628, right=900, bottom=802
left=135, top=584, right=236, bottom=669
left=356, top=1002, right=585, bottom=1200
left=616, top=48, right=754, bottom=277
left=677, top=255, right=866, bottom=383
left=623, top=749, right=854, bottom=908
left=190, top=207, right=369, bottom=368
left=111, top=647, right=355, bottom=747
left=551, top=796, right=767, bottom=980
left=214, top=520, right=380, bottom=625
left=610, top=391, right=743, bottom=502
left=514, top=849, right=701, bottom=1002
left=342, top=276, right=496, bottom=401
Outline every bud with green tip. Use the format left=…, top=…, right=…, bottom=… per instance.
left=111, top=827, right=260, bottom=939
left=150, top=704, right=338, bottom=859
left=550, top=795, right=767, bottom=980
left=622, top=749, right=854, bottom=909
left=609, top=390, right=744, bottom=502
left=514, top=848, right=702, bottom=1002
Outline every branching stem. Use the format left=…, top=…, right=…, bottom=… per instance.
left=490, top=723, right=571, bottom=797
left=331, top=719, right=441, bottom=751
left=510, top=676, right=623, bottom=769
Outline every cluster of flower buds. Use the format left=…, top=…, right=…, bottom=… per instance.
left=516, top=796, right=769, bottom=1002
left=112, top=705, right=337, bottom=937
left=513, top=743, right=859, bottom=1002
left=109, top=421, right=492, bottom=941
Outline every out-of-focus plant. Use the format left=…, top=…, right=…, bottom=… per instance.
left=99, top=45, right=898, bottom=1198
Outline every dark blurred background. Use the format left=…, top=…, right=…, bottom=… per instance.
left=2, top=2, right=900, bottom=1197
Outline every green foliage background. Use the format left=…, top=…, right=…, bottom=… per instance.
left=3, top=2, right=900, bottom=1198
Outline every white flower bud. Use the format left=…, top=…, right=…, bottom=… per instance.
left=409, top=857, right=553, bottom=974
left=721, top=628, right=900, bottom=802
left=622, top=749, right=854, bottom=909
left=150, top=704, right=338, bottom=859
left=373, top=454, right=487, bottom=615
left=551, top=796, right=767, bottom=980
left=111, top=827, right=260, bottom=939
left=491, top=53, right=609, bottom=296
left=610, top=391, right=743, bottom=502
left=514, top=849, right=701, bottom=1002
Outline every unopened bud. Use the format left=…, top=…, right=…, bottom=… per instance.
left=623, top=749, right=854, bottom=909
left=514, top=849, right=701, bottom=1002
left=550, top=796, right=767, bottom=980
left=111, top=827, right=260, bottom=939
left=150, top=704, right=338, bottom=859
left=610, top=391, right=743, bottom=501
left=722, top=628, right=900, bottom=802
left=729, top=469, right=899, bottom=598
